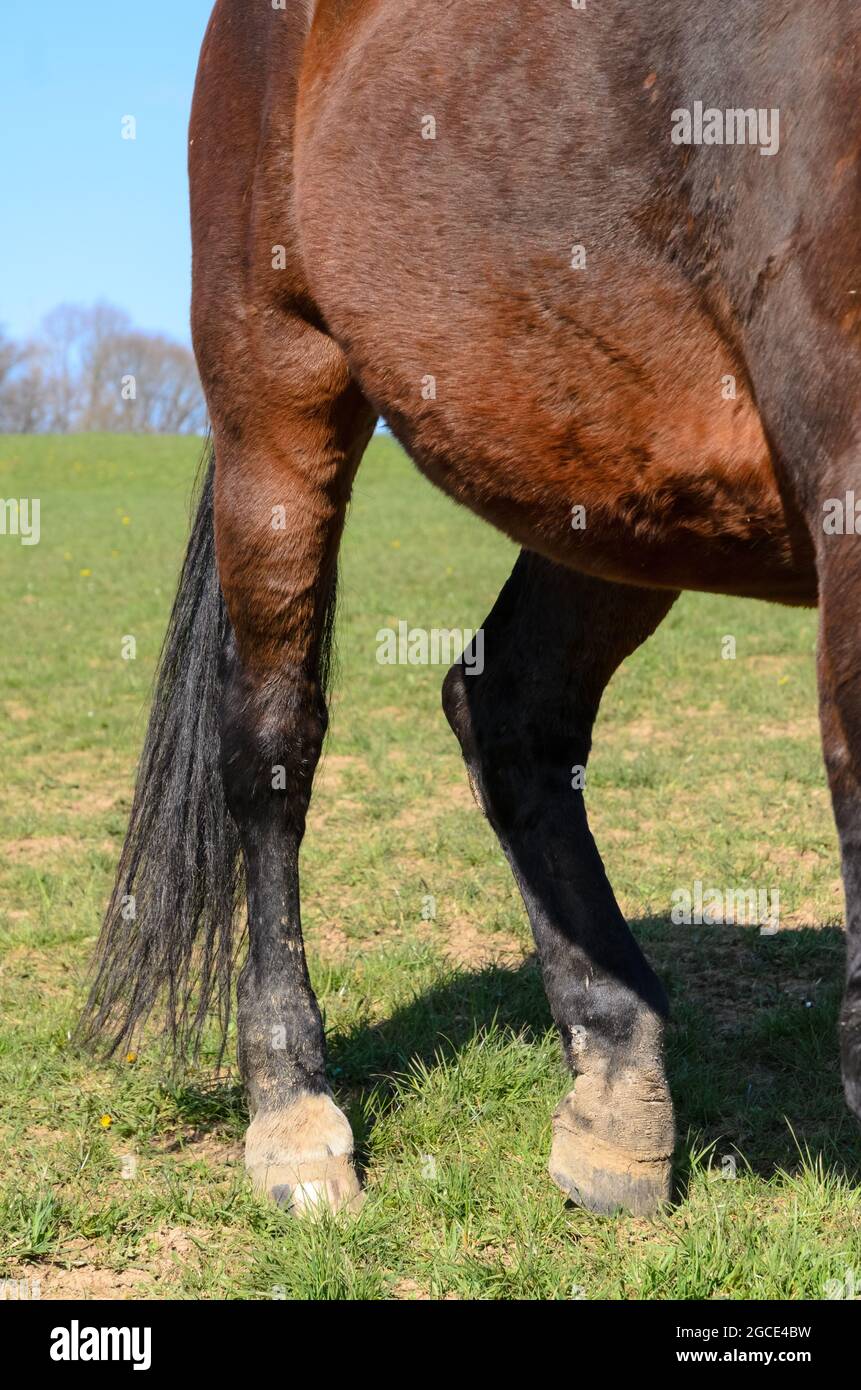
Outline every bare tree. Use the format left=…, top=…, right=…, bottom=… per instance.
left=0, top=327, right=50, bottom=432
left=96, top=331, right=207, bottom=434
left=0, top=303, right=207, bottom=435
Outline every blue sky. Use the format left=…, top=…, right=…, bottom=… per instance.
left=1, top=1, right=215, bottom=345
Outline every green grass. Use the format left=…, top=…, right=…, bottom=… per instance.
left=0, top=432, right=859, bottom=1300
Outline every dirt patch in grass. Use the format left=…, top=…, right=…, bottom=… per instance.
left=12, top=1225, right=219, bottom=1300
left=4, top=836, right=81, bottom=863
left=22, top=750, right=128, bottom=778
left=391, top=780, right=476, bottom=831
left=613, top=717, right=677, bottom=744
left=315, top=753, right=369, bottom=793
left=393, top=1277, right=459, bottom=1300
left=142, top=1225, right=217, bottom=1284
left=28, top=1265, right=151, bottom=1300
left=4, top=703, right=33, bottom=722
left=745, top=655, right=793, bottom=675
left=782, top=894, right=844, bottom=928
left=65, top=791, right=120, bottom=817
left=3, top=835, right=115, bottom=865
left=373, top=706, right=411, bottom=724
left=156, top=1131, right=243, bottom=1166
left=432, top=916, right=526, bottom=969
left=13, top=1256, right=152, bottom=1301
left=306, top=920, right=353, bottom=957
left=756, top=717, right=820, bottom=740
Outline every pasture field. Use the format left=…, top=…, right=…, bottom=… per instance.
left=1, top=433, right=860, bottom=1301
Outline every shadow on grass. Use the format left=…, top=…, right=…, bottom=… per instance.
left=326, top=916, right=859, bottom=1184
left=165, top=915, right=860, bottom=1187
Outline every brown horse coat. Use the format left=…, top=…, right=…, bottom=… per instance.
left=85, top=1, right=861, bottom=1218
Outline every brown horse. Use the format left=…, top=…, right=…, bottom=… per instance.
left=83, top=0, right=860, bottom=1217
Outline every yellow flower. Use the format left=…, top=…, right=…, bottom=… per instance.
left=125, top=1052, right=137, bottom=1064
left=99, top=1114, right=113, bottom=1129
left=79, top=568, right=92, bottom=578
left=122, top=516, right=131, bottom=526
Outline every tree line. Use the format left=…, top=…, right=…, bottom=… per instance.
left=0, top=303, right=206, bottom=434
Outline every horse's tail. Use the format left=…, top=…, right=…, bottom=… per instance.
left=79, top=443, right=243, bottom=1063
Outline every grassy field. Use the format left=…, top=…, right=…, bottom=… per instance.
left=1, top=432, right=860, bottom=1301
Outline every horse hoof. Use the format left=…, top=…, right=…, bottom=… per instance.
left=549, top=1079, right=674, bottom=1217
left=549, top=1132, right=673, bottom=1215
left=245, top=1094, right=363, bottom=1218
left=266, top=1170, right=365, bottom=1218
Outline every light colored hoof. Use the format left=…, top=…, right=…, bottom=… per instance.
left=245, top=1094, right=363, bottom=1218
left=549, top=1074, right=675, bottom=1218
left=286, top=1174, right=365, bottom=1217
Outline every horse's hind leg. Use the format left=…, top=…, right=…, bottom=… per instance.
left=817, top=549, right=861, bottom=1125
left=208, top=327, right=375, bottom=1215
left=443, top=553, right=678, bottom=1215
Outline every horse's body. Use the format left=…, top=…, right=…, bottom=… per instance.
left=85, top=0, right=861, bottom=1215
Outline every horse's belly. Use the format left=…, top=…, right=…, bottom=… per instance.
left=296, top=5, right=817, bottom=603
left=324, top=261, right=816, bottom=603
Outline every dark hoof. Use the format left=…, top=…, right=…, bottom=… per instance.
left=549, top=1138, right=673, bottom=1216
left=550, top=1081, right=675, bottom=1218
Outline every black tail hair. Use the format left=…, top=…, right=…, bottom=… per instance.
left=80, top=444, right=243, bottom=1063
